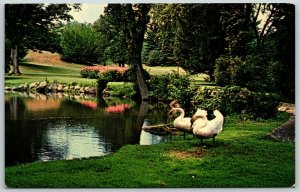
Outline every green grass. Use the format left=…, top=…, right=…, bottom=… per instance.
left=5, top=62, right=211, bottom=88
left=143, top=65, right=187, bottom=76
left=5, top=62, right=97, bottom=87
left=5, top=113, right=295, bottom=188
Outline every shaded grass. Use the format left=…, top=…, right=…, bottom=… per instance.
left=5, top=114, right=295, bottom=188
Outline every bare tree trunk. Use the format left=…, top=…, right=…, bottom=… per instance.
left=10, top=45, right=21, bottom=75
left=134, top=56, right=149, bottom=100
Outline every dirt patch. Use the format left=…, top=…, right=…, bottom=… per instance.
left=167, top=148, right=210, bottom=159
left=24, top=50, right=70, bottom=66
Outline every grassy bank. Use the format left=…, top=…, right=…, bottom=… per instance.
left=5, top=113, right=295, bottom=188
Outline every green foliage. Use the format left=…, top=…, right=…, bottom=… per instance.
left=102, top=70, right=123, bottom=82
left=147, top=49, right=164, bottom=66
left=60, top=22, right=103, bottom=65
left=93, top=14, right=130, bottom=65
left=80, top=69, right=98, bottom=79
left=146, top=49, right=176, bottom=66
left=149, top=72, right=194, bottom=109
left=122, top=66, right=151, bottom=82
left=5, top=4, right=80, bottom=74
left=97, top=75, right=109, bottom=94
left=192, top=86, right=281, bottom=119
left=213, top=55, right=243, bottom=86
left=106, top=82, right=136, bottom=98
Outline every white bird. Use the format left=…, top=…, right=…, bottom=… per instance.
left=169, top=107, right=193, bottom=139
left=192, top=109, right=224, bottom=145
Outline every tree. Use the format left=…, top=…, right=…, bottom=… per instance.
left=145, top=4, right=180, bottom=66
left=60, top=22, right=103, bottom=65
left=145, top=4, right=226, bottom=79
left=174, top=4, right=226, bottom=78
left=104, top=4, right=151, bottom=100
left=5, top=4, right=81, bottom=74
left=94, top=15, right=130, bottom=67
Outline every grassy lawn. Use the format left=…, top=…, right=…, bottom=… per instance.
left=143, top=65, right=187, bottom=75
left=5, top=51, right=98, bottom=87
left=5, top=50, right=214, bottom=87
left=5, top=113, right=295, bottom=187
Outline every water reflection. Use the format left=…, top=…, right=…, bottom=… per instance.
left=139, top=119, right=172, bottom=145
left=140, top=130, right=171, bottom=145
left=5, top=92, right=171, bottom=166
left=42, top=121, right=111, bottom=161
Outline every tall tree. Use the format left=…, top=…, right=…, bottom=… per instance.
left=174, top=4, right=225, bottom=78
left=220, top=4, right=253, bottom=57
left=5, top=4, right=80, bottom=74
left=60, top=22, right=102, bottom=65
left=104, top=4, right=151, bottom=100
left=93, top=14, right=130, bottom=67
left=147, top=4, right=180, bottom=66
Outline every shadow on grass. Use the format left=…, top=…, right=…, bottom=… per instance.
left=20, top=62, right=79, bottom=74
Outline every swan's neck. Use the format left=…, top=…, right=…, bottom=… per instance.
left=174, top=108, right=185, bottom=119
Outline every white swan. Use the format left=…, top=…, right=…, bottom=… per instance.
left=192, top=109, right=224, bottom=145
left=169, top=107, right=193, bottom=139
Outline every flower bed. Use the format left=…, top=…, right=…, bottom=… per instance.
left=80, top=65, right=128, bottom=79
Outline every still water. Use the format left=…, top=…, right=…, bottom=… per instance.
left=5, top=92, right=171, bottom=167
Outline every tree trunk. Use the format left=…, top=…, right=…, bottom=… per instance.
left=134, top=55, right=149, bottom=100
left=10, top=45, right=21, bottom=75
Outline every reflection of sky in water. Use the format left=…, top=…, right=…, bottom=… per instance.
left=38, top=120, right=111, bottom=161
left=140, top=130, right=171, bottom=145
left=140, top=119, right=172, bottom=145
left=5, top=93, right=171, bottom=166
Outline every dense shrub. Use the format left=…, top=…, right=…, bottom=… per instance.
left=213, top=55, right=243, bottom=86
left=80, top=65, right=128, bottom=79
left=147, top=50, right=165, bottom=66
left=102, top=70, right=123, bottom=81
left=122, top=66, right=151, bottom=82
left=149, top=72, right=195, bottom=110
left=106, top=82, right=136, bottom=98
left=192, top=86, right=281, bottom=119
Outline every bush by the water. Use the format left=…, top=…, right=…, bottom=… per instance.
left=106, top=82, right=136, bottom=98
left=95, top=66, right=150, bottom=97
left=192, top=86, right=281, bottom=119
left=149, top=72, right=195, bottom=109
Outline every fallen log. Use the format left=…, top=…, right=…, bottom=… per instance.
left=142, top=123, right=178, bottom=136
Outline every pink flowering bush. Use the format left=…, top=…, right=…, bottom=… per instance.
left=80, top=65, right=128, bottom=79
left=105, top=104, right=132, bottom=113
left=80, top=100, right=98, bottom=110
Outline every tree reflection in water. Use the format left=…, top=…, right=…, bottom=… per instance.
left=5, top=92, right=171, bottom=166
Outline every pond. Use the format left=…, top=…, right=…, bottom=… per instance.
left=5, top=92, right=172, bottom=167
